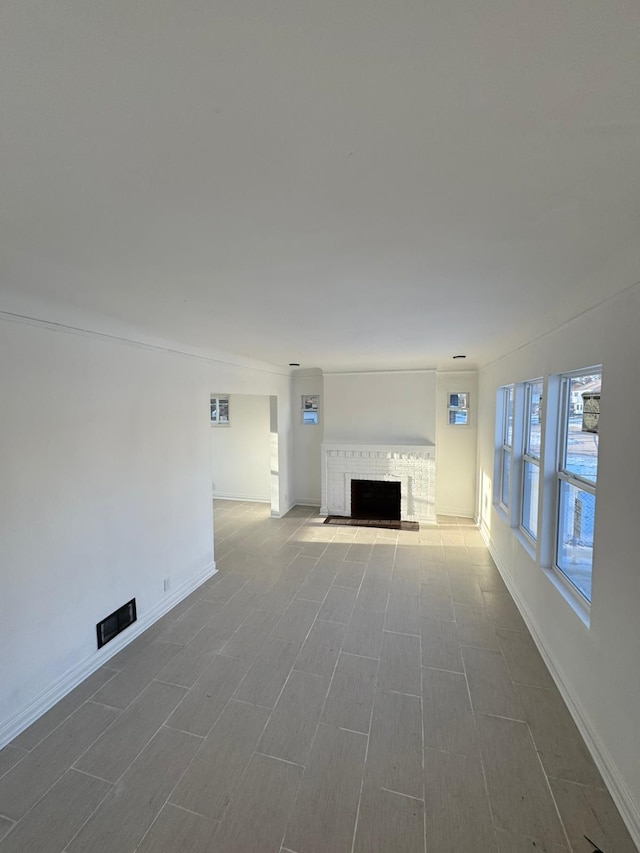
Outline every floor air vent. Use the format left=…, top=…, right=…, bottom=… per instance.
left=97, top=598, right=137, bottom=649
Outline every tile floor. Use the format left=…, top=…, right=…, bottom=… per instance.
left=0, top=501, right=636, bottom=852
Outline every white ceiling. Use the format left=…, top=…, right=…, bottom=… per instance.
left=2, top=1, right=639, bottom=371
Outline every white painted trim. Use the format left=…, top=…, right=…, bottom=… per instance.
left=271, top=499, right=296, bottom=519
left=0, top=561, right=217, bottom=750
left=212, top=492, right=271, bottom=503
left=322, top=368, right=437, bottom=377
left=435, top=507, right=476, bottom=518
left=293, top=499, right=321, bottom=507
left=480, top=528, right=640, bottom=848
left=0, top=310, right=289, bottom=377
left=478, top=278, right=640, bottom=371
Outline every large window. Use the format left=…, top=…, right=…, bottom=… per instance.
left=521, top=380, right=543, bottom=540
left=555, top=369, right=601, bottom=602
left=498, top=385, right=515, bottom=510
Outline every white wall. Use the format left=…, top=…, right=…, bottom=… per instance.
left=292, top=370, right=323, bottom=505
left=323, top=369, right=478, bottom=517
left=0, top=315, right=293, bottom=744
left=435, top=370, right=478, bottom=517
left=210, top=395, right=271, bottom=502
left=323, top=370, right=436, bottom=444
left=197, top=358, right=294, bottom=518
left=476, top=285, right=640, bottom=842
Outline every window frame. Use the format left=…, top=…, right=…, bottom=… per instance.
left=520, top=379, right=543, bottom=543
left=210, top=395, right=230, bottom=426
left=496, top=385, right=515, bottom=514
left=553, top=367, right=601, bottom=604
left=447, top=391, right=470, bottom=426
left=301, top=395, right=319, bottom=425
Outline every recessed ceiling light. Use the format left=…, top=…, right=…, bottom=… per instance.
left=289, top=362, right=300, bottom=367
left=452, top=354, right=467, bottom=359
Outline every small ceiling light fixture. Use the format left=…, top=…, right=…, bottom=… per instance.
left=452, top=354, right=467, bottom=360
left=289, top=362, right=300, bottom=367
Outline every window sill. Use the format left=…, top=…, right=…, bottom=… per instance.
left=541, top=565, right=591, bottom=629
left=493, top=502, right=510, bottom=527
left=514, top=528, right=536, bottom=562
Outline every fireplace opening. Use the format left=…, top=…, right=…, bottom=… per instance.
left=351, top=479, right=401, bottom=520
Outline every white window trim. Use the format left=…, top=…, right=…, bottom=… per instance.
left=301, top=394, right=320, bottom=425
left=447, top=391, right=471, bottom=427
left=210, top=395, right=230, bottom=427
left=552, top=367, right=601, bottom=605
left=520, top=379, right=543, bottom=544
left=498, top=386, right=514, bottom=515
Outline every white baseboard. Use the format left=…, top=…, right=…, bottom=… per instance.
left=292, top=499, right=321, bottom=507
left=270, top=499, right=295, bottom=519
left=212, top=492, right=270, bottom=503
left=436, top=506, right=475, bottom=518
left=0, top=560, right=217, bottom=750
left=481, top=529, right=640, bottom=848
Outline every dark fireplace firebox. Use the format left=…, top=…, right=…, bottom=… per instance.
left=351, top=479, right=401, bottom=520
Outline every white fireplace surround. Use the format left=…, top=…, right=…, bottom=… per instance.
left=320, top=442, right=436, bottom=525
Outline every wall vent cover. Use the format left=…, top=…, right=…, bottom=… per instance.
left=97, top=598, right=137, bottom=649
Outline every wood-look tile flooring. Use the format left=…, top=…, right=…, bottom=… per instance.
left=0, top=501, right=636, bottom=852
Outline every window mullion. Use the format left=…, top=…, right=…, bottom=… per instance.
left=558, top=470, right=596, bottom=495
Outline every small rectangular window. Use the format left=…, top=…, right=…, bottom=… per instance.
left=447, top=392, right=470, bottom=426
left=211, top=395, right=230, bottom=426
left=555, top=369, right=601, bottom=602
left=302, top=395, right=319, bottom=425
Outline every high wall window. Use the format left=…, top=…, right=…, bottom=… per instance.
left=447, top=391, right=470, bottom=425
left=210, top=395, right=230, bottom=426
left=521, top=380, right=543, bottom=540
left=555, top=369, right=601, bottom=602
left=498, top=385, right=515, bottom=510
left=302, top=395, right=319, bottom=425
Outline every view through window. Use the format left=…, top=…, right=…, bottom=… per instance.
left=556, top=370, right=601, bottom=601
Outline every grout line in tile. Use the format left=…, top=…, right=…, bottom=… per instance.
left=59, top=764, right=120, bottom=852
left=335, top=725, right=369, bottom=736
left=476, top=710, right=527, bottom=724
left=84, top=696, right=127, bottom=711
left=253, top=751, right=306, bottom=769
left=420, top=664, right=467, bottom=677
left=528, top=722, right=574, bottom=851
left=70, top=766, right=113, bottom=784
left=159, top=648, right=280, bottom=842
left=349, top=641, right=380, bottom=853
left=384, top=687, right=423, bottom=699
left=150, top=677, right=192, bottom=690
left=340, top=651, right=380, bottom=662
left=160, top=723, right=205, bottom=739
left=380, top=786, right=425, bottom=803
left=382, top=628, right=421, bottom=638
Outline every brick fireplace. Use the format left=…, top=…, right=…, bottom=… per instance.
left=320, top=442, right=436, bottom=525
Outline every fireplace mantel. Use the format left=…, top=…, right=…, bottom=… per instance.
left=320, top=441, right=436, bottom=525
